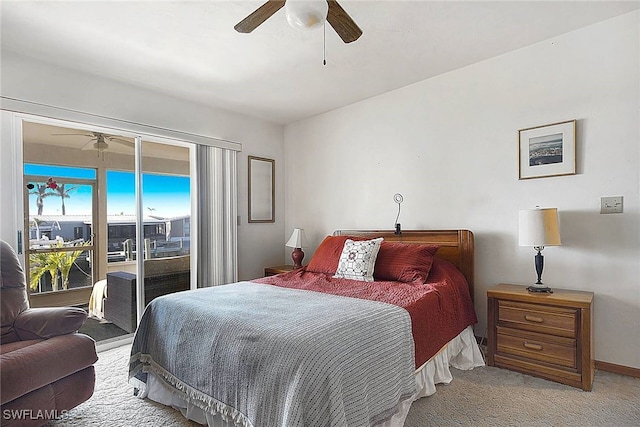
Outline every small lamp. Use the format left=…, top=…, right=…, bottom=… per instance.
left=285, top=0, right=328, bottom=31
left=519, top=207, right=561, bottom=293
left=286, top=228, right=308, bottom=268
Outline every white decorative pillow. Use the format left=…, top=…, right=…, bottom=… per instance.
left=333, top=238, right=383, bottom=282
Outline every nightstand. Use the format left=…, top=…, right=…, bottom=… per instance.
left=264, top=265, right=298, bottom=277
left=487, top=283, right=594, bottom=391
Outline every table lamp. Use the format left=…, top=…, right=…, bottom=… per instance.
left=519, top=207, right=561, bottom=293
left=286, top=228, right=308, bottom=268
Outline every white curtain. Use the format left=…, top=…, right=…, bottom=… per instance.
left=196, top=145, right=238, bottom=287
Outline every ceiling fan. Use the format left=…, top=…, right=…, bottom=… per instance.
left=234, top=0, right=362, bottom=44
left=52, top=131, right=134, bottom=153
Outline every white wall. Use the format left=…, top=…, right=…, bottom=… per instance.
left=0, top=51, right=285, bottom=281
left=284, top=12, right=640, bottom=369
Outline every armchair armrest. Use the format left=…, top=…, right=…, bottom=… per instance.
left=14, top=307, right=88, bottom=340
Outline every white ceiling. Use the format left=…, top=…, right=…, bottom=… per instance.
left=2, top=1, right=638, bottom=125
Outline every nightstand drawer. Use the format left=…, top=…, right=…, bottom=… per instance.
left=496, top=326, right=576, bottom=369
left=498, top=300, right=577, bottom=338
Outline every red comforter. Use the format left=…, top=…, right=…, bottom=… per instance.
left=254, top=258, right=477, bottom=369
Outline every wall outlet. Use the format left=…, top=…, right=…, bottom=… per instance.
left=600, top=196, right=623, bottom=214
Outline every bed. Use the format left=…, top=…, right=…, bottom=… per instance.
left=129, top=229, right=485, bottom=427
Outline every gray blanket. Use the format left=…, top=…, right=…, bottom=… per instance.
left=129, top=281, right=416, bottom=427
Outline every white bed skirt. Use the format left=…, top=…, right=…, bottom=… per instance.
left=134, top=325, right=485, bottom=427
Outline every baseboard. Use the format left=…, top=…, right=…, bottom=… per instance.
left=595, top=360, right=640, bottom=379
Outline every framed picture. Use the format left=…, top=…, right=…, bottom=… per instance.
left=248, top=156, right=275, bottom=223
left=519, top=120, right=576, bottom=179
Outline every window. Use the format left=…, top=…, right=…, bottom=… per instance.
left=107, top=170, right=190, bottom=261
left=24, top=163, right=96, bottom=294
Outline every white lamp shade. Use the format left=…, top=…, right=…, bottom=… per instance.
left=519, top=208, right=562, bottom=247
left=286, top=228, right=308, bottom=248
left=285, top=0, right=328, bottom=30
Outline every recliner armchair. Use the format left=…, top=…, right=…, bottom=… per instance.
left=0, top=240, right=98, bottom=427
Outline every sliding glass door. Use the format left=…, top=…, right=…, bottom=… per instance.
left=139, top=139, right=192, bottom=327
left=20, top=118, right=194, bottom=343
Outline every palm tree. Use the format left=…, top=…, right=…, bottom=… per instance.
left=29, top=251, right=60, bottom=292
left=57, top=242, right=84, bottom=290
left=29, top=183, right=55, bottom=216
left=54, top=183, right=76, bottom=216
left=29, top=240, right=85, bottom=291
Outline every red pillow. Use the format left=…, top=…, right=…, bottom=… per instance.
left=306, top=235, right=366, bottom=274
left=374, top=242, right=439, bottom=283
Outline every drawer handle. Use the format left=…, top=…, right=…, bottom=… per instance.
left=523, top=342, right=544, bottom=351
left=524, top=314, right=544, bottom=323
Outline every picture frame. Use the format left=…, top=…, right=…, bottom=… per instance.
left=248, top=156, right=275, bottom=223
left=518, top=120, right=576, bottom=180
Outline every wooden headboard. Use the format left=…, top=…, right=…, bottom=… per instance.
left=333, top=230, right=475, bottom=301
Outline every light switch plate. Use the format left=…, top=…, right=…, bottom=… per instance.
left=600, top=196, right=623, bottom=214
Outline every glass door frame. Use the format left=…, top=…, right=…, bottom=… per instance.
left=134, top=136, right=144, bottom=325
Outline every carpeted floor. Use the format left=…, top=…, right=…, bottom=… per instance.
left=51, top=344, right=640, bottom=426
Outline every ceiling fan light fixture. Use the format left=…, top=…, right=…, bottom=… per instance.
left=93, top=141, right=108, bottom=151
left=285, top=0, right=328, bottom=31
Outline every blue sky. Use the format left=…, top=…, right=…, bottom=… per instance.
left=25, top=164, right=190, bottom=218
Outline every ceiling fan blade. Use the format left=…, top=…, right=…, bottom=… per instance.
left=52, top=133, right=94, bottom=137
left=80, top=138, right=98, bottom=150
left=234, top=0, right=286, bottom=33
left=327, top=0, right=362, bottom=44
left=108, top=137, right=135, bottom=148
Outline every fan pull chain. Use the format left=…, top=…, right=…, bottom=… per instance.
left=323, top=22, right=326, bottom=66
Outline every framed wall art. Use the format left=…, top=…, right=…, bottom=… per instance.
left=248, top=156, right=275, bottom=223
left=518, top=120, right=576, bottom=179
